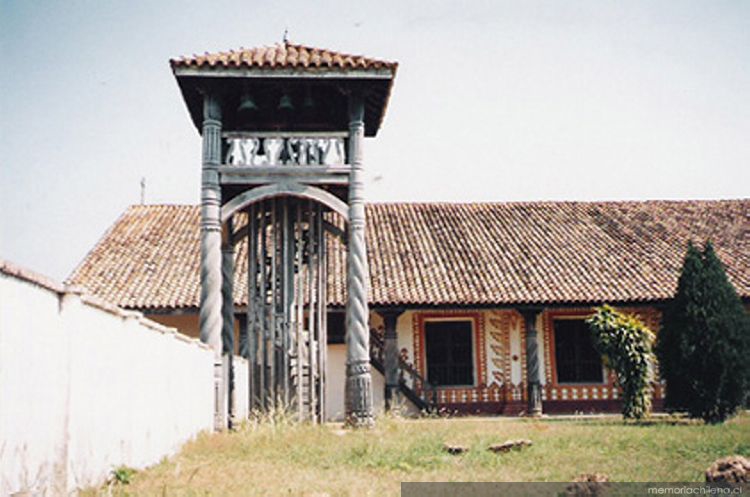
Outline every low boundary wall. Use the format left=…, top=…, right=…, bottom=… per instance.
left=0, top=261, right=216, bottom=494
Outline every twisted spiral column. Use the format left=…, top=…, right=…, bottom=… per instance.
left=199, top=94, right=225, bottom=429
left=345, top=94, right=374, bottom=427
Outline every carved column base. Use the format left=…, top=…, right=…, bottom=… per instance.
left=344, top=360, right=374, bottom=428
left=528, top=382, right=542, bottom=417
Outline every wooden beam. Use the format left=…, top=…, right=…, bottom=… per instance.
left=219, top=167, right=351, bottom=186
left=221, top=182, right=350, bottom=224
left=222, top=131, right=349, bottom=139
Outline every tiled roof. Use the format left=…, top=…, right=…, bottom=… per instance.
left=68, top=200, right=749, bottom=310
left=170, top=42, right=397, bottom=72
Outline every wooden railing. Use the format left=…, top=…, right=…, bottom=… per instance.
left=223, top=132, right=348, bottom=167
left=370, top=330, right=385, bottom=369
left=369, top=331, right=437, bottom=412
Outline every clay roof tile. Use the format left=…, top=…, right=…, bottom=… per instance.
left=170, top=42, right=396, bottom=73
left=68, top=200, right=749, bottom=310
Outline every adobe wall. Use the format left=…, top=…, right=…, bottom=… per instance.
left=0, top=263, right=216, bottom=495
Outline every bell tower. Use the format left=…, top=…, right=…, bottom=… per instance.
left=171, top=42, right=397, bottom=428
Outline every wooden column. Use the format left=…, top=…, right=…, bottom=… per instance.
left=344, top=93, right=374, bottom=427
left=199, top=93, right=225, bottom=430
left=379, top=309, right=404, bottom=410
left=238, top=314, right=248, bottom=359
left=246, top=204, right=258, bottom=410
left=222, top=224, right=236, bottom=428
left=520, top=308, right=544, bottom=417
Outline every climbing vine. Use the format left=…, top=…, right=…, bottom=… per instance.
left=587, top=305, right=655, bottom=420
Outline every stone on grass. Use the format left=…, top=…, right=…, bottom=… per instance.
left=563, top=474, right=610, bottom=496
left=443, top=443, right=468, bottom=455
left=487, top=439, right=533, bottom=453
left=705, top=455, right=749, bottom=483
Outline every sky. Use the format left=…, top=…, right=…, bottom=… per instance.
left=1, top=0, right=748, bottom=281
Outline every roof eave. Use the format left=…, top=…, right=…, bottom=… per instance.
left=172, top=65, right=397, bottom=137
left=171, top=65, right=396, bottom=80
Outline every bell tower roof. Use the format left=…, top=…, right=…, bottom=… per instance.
left=170, top=42, right=398, bottom=136
left=170, top=41, right=397, bottom=72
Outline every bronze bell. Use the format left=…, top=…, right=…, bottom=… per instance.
left=237, top=93, right=258, bottom=113
left=278, top=93, right=294, bottom=111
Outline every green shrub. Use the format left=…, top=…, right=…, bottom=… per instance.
left=656, top=241, right=750, bottom=424
left=587, top=305, right=655, bottom=420
left=111, top=466, right=136, bottom=485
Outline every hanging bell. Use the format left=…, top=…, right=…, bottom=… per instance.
left=237, top=93, right=258, bottom=114
left=278, top=93, right=294, bottom=111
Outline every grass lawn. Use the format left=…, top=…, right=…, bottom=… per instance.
left=85, top=412, right=749, bottom=496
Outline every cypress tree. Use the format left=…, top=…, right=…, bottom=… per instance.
left=656, top=241, right=750, bottom=423
left=657, top=242, right=703, bottom=411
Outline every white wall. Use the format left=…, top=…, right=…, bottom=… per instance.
left=0, top=264, right=215, bottom=495
left=325, top=344, right=385, bottom=421
left=232, top=355, right=249, bottom=422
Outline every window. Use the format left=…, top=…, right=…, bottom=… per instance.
left=424, top=320, right=474, bottom=387
left=554, top=319, right=603, bottom=383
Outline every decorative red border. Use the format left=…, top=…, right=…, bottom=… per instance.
left=405, top=306, right=664, bottom=410
left=545, top=309, right=605, bottom=387
left=542, top=307, right=664, bottom=403
left=413, top=311, right=486, bottom=392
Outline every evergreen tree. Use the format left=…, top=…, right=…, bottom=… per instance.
left=656, top=241, right=750, bottom=423
left=657, top=243, right=703, bottom=411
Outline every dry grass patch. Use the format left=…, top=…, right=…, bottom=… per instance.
left=83, top=412, right=750, bottom=496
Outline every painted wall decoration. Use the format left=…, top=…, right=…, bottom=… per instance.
left=394, top=306, right=664, bottom=413
left=486, top=311, right=509, bottom=387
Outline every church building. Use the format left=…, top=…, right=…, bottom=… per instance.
left=68, top=42, right=750, bottom=423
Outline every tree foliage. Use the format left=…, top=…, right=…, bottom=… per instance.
left=587, top=305, right=655, bottom=420
left=656, top=241, right=750, bottom=423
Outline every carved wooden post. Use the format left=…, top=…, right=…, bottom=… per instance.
left=222, top=223, right=236, bottom=428
left=379, top=309, right=404, bottom=410
left=344, top=93, right=374, bottom=427
left=521, top=308, right=544, bottom=417
left=199, top=93, right=225, bottom=430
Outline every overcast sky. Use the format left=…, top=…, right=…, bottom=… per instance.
left=1, top=0, right=748, bottom=281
